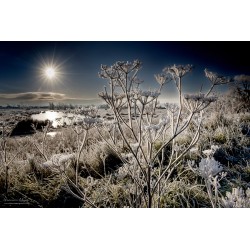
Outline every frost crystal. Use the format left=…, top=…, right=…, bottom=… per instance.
left=164, top=103, right=179, bottom=114
left=221, top=188, right=250, bottom=208
left=130, top=142, right=139, bottom=151
left=198, top=157, right=223, bottom=178
left=202, top=145, right=219, bottom=157
left=159, top=116, right=169, bottom=126
left=43, top=153, right=75, bottom=168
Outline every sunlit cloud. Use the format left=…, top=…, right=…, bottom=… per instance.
left=0, top=91, right=101, bottom=105
left=0, top=92, right=67, bottom=101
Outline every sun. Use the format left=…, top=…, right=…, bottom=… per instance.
left=40, top=63, right=61, bottom=83
left=38, top=55, right=68, bottom=86
left=45, top=67, right=56, bottom=79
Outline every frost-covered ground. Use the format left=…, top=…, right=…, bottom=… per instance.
left=0, top=104, right=249, bottom=208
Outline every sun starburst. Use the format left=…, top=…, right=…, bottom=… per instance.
left=38, top=59, right=64, bottom=86
left=36, top=52, right=72, bottom=94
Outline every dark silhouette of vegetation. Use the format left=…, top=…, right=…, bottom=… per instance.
left=10, top=119, right=50, bottom=136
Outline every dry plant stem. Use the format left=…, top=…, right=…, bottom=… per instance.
left=152, top=119, right=201, bottom=196
left=213, top=176, right=219, bottom=206
left=98, top=61, right=225, bottom=207
left=110, top=80, right=149, bottom=165
left=115, top=121, right=147, bottom=179
left=135, top=105, right=145, bottom=157
left=31, top=123, right=50, bottom=161
left=2, top=139, right=29, bottom=195
left=33, top=142, right=48, bottom=161
left=31, top=125, right=50, bottom=161
left=96, top=128, right=126, bottom=164
left=42, top=123, right=50, bottom=158
left=205, top=176, right=220, bottom=208
left=152, top=112, right=195, bottom=163
left=156, top=149, right=165, bottom=207
left=205, top=179, right=215, bottom=208
left=114, top=108, right=137, bottom=140
left=13, top=189, right=43, bottom=207
left=62, top=173, right=97, bottom=208
left=149, top=86, right=162, bottom=124
left=125, top=75, right=133, bottom=127
left=174, top=77, right=182, bottom=135
left=3, top=140, right=8, bottom=195
left=76, top=130, right=88, bottom=186
left=127, top=168, right=148, bottom=206
left=113, top=107, right=149, bottom=166
left=205, top=83, right=216, bottom=97
left=105, top=104, right=148, bottom=179
left=147, top=166, right=152, bottom=207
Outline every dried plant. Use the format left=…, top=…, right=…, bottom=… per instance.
left=96, top=60, right=223, bottom=207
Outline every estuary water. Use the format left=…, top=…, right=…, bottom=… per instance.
left=31, top=110, right=75, bottom=127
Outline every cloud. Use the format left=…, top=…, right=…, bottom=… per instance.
left=0, top=91, right=102, bottom=105
left=0, top=92, right=67, bottom=101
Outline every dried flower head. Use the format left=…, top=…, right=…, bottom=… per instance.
left=116, top=60, right=142, bottom=73
left=205, top=69, right=232, bottom=85
left=154, top=73, right=172, bottom=86
left=164, top=64, right=193, bottom=78
left=134, top=89, right=160, bottom=104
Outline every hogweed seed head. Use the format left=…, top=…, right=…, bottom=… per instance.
left=184, top=93, right=205, bottom=101
left=135, top=89, right=161, bottom=98
left=75, top=117, right=103, bottom=130
left=164, top=64, right=193, bottom=78
left=205, top=69, right=232, bottom=85
left=154, top=73, right=172, bottom=86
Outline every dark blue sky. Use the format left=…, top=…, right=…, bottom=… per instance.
left=0, top=42, right=249, bottom=105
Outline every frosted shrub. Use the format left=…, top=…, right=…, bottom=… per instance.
left=198, top=157, right=223, bottom=178
left=0, top=118, right=28, bottom=194
left=42, top=153, right=75, bottom=170
left=188, top=157, right=226, bottom=207
left=202, top=145, right=220, bottom=157
left=221, top=187, right=250, bottom=208
left=73, top=116, right=102, bottom=185
left=226, top=74, right=250, bottom=112
left=55, top=106, right=104, bottom=186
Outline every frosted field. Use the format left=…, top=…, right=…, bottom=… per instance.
left=0, top=62, right=249, bottom=208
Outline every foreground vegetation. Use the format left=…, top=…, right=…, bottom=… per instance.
left=0, top=61, right=249, bottom=207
